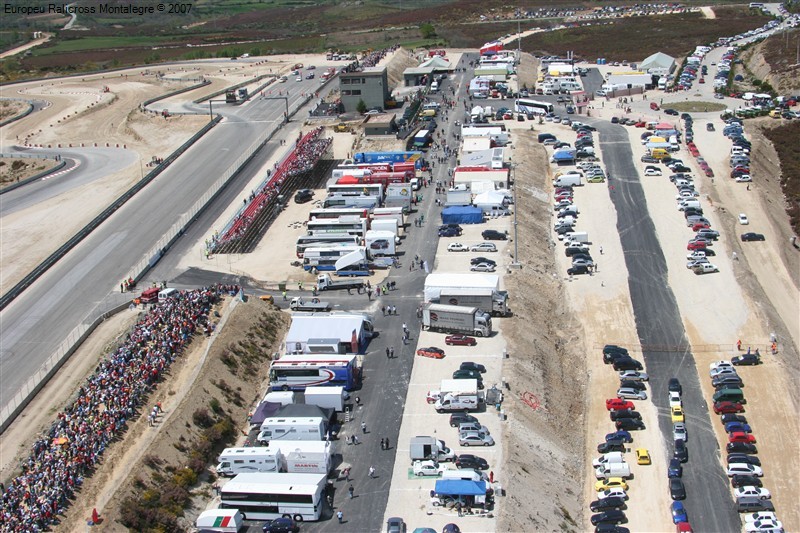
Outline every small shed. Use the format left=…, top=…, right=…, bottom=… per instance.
left=441, top=206, right=484, bottom=225
left=364, top=114, right=397, bottom=136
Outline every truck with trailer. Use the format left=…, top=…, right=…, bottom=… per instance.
left=316, top=273, right=365, bottom=291
left=372, top=206, right=406, bottom=227
left=412, top=130, right=433, bottom=150
left=434, top=379, right=483, bottom=412
left=409, top=436, right=456, bottom=464
left=422, top=303, right=492, bottom=337
left=434, top=288, right=509, bottom=317
left=303, top=386, right=346, bottom=412
left=353, top=151, right=424, bottom=168
left=365, top=230, right=397, bottom=256
left=424, top=273, right=500, bottom=302
left=383, top=183, right=413, bottom=213
left=289, top=298, right=332, bottom=312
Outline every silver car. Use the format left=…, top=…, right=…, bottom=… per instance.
left=673, top=422, right=688, bottom=442
left=470, top=242, right=497, bottom=253
left=459, top=430, right=495, bottom=447
left=617, top=387, right=647, bottom=401
left=471, top=263, right=496, bottom=272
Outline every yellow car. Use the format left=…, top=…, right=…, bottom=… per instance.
left=671, top=406, right=685, bottom=423
left=594, top=477, right=629, bottom=492
left=636, top=448, right=651, bottom=465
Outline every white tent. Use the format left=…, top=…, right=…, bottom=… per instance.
left=473, top=190, right=508, bottom=215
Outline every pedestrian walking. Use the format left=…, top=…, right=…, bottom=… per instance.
left=368, top=466, right=375, bottom=478
left=385, top=437, right=390, bottom=450
left=382, top=305, right=386, bottom=316
left=402, top=322, right=408, bottom=334
left=599, top=246, right=604, bottom=255
left=353, top=435, right=359, bottom=445
left=391, top=305, right=397, bottom=315
left=386, top=347, right=390, bottom=359
left=737, top=339, right=742, bottom=351
left=390, top=346, right=395, bottom=358
left=355, top=396, right=361, bottom=406
left=348, top=485, right=354, bottom=499
left=361, top=421, right=367, bottom=433
left=380, top=438, right=386, bottom=450
left=282, top=291, right=287, bottom=301
left=337, top=510, right=344, bottom=523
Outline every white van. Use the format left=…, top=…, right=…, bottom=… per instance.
left=595, top=462, right=631, bottom=479
left=678, top=200, right=701, bottom=211
left=592, top=452, right=625, bottom=467
left=158, top=288, right=178, bottom=301
left=441, top=468, right=488, bottom=482
left=431, top=81, right=439, bottom=92
left=553, top=175, right=582, bottom=188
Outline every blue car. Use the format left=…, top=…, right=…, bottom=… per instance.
left=668, top=458, right=683, bottom=479
left=671, top=501, right=688, bottom=524
left=605, top=430, right=633, bottom=443
left=725, top=422, right=752, bottom=434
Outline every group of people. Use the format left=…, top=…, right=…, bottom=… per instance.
left=0, top=286, right=236, bottom=532
left=209, top=127, right=331, bottom=253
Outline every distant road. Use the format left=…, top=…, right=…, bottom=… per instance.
left=0, top=33, right=52, bottom=60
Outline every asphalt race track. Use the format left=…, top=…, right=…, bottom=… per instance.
left=596, top=121, right=739, bottom=532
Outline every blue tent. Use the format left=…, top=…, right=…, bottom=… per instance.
left=434, top=480, right=487, bottom=496
left=248, top=401, right=282, bottom=427
left=441, top=206, right=483, bottom=225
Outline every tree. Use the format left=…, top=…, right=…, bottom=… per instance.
left=420, top=23, right=436, bottom=39
left=356, top=99, right=367, bottom=114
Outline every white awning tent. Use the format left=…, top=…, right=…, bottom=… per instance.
left=335, top=249, right=366, bottom=271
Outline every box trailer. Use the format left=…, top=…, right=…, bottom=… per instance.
left=372, top=206, right=406, bottom=227
left=424, top=273, right=500, bottom=302
left=304, top=386, right=346, bottom=412
left=365, top=230, right=397, bottom=256
left=422, top=303, right=492, bottom=337
left=409, top=436, right=456, bottom=464
left=436, top=288, right=509, bottom=317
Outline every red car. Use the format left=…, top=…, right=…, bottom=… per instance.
left=687, top=241, right=708, bottom=250
left=729, top=431, right=756, bottom=443
left=635, top=121, right=647, bottom=128
left=692, top=222, right=711, bottom=231
left=445, top=335, right=477, bottom=346
left=416, top=347, right=445, bottom=359
left=606, top=398, right=635, bottom=411
left=704, top=168, right=714, bottom=178
left=714, top=401, right=745, bottom=414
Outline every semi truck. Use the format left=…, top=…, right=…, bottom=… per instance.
left=316, top=273, right=365, bottom=291
left=353, top=151, right=424, bottom=168
left=289, top=298, right=332, bottom=312
left=424, top=273, right=500, bottom=302
left=422, top=303, right=492, bottom=337
left=412, top=130, right=433, bottom=150
left=434, top=288, right=509, bottom=317
left=323, top=194, right=380, bottom=210
left=365, top=230, right=397, bottom=256
left=409, top=436, right=456, bottom=464
left=434, top=379, right=483, bottom=412
left=372, top=206, right=406, bottom=227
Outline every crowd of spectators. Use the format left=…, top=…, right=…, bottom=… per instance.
left=209, top=127, right=332, bottom=252
left=0, top=285, right=238, bottom=532
left=339, top=44, right=400, bottom=75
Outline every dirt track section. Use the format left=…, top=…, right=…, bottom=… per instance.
left=497, top=130, right=586, bottom=532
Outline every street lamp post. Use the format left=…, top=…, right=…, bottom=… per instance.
left=511, top=164, right=521, bottom=268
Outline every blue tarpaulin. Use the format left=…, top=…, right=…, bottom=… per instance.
left=249, top=401, right=282, bottom=426
left=434, top=480, right=487, bottom=496
left=441, top=206, right=483, bottom=225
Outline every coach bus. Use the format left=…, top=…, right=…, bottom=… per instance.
left=219, top=472, right=327, bottom=521
left=295, top=234, right=361, bottom=258
left=268, top=354, right=360, bottom=391
left=306, top=216, right=369, bottom=236
left=308, top=207, right=369, bottom=221
left=515, top=98, right=554, bottom=115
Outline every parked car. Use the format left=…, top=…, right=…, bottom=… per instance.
left=721, top=414, right=747, bottom=425
left=596, top=488, right=628, bottom=500
left=727, top=454, right=761, bottom=467
left=605, top=430, right=633, bottom=443
left=668, top=458, right=683, bottom=478
left=669, top=478, right=686, bottom=500
left=449, top=412, right=478, bottom=427
left=590, top=510, right=627, bottom=526
left=673, top=423, right=688, bottom=442
left=714, top=401, right=745, bottom=414
left=727, top=442, right=758, bottom=454
left=481, top=230, right=507, bottom=240
left=618, top=370, right=648, bottom=382
left=727, top=463, right=763, bottom=477
left=459, top=361, right=486, bottom=373
left=470, top=256, right=496, bottom=266
left=617, top=388, right=647, bottom=401
left=668, top=378, right=682, bottom=393
left=590, top=497, right=626, bottom=512
left=416, top=347, right=445, bottom=359
left=729, top=432, right=757, bottom=444
left=386, top=517, right=406, bottom=533
left=413, top=460, right=446, bottom=477
left=616, top=418, right=645, bottom=431
left=635, top=448, right=651, bottom=465
left=455, top=454, right=488, bottom=470
left=671, top=501, right=688, bottom=524
left=294, top=189, right=314, bottom=204
left=447, top=242, right=468, bottom=252
left=459, top=431, right=494, bottom=446
left=594, top=478, right=629, bottom=492
left=741, top=233, right=765, bottom=242
left=732, top=354, right=761, bottom=366
left=445, top=335, right=477, bottom=346
left=674, top=440, right=688, bottom=463
left=606, top=398, right=635, bottom=411
left=731, top=474, right=763, bottom=488
left=262, top=517, right=299, bottom=533
left=738, top=213, right=749, bottom=225
left=598, top=440, right=627, bottom=454
left=712, top=375, right=743, bottom=388
left=470, top=242, right=497, bottom=252
left=471, top=263, right=496, bottom=272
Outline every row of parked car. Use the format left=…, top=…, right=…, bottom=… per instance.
left=707, top=358, right=783, bottom=531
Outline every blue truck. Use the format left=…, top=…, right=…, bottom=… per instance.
left=353, top=151, right=424, bottom=168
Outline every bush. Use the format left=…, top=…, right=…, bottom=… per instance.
left=192, top=408, right=214, bottom=428
left=172, top=467, right=198, bottom=488
left=209, top=397, right=222, bottom=415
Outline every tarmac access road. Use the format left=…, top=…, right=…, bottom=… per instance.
left=0, top=78, right=325, bottom=417
left=221, top=55, right=474, bottom=533
left=594, top=120, right=739, bottom=532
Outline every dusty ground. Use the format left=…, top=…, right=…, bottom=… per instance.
left=0, top=99, right=27, bottom=122
left=0, top=155, right=60, bottom=188
left=496, top=129, right=586, bottom=532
